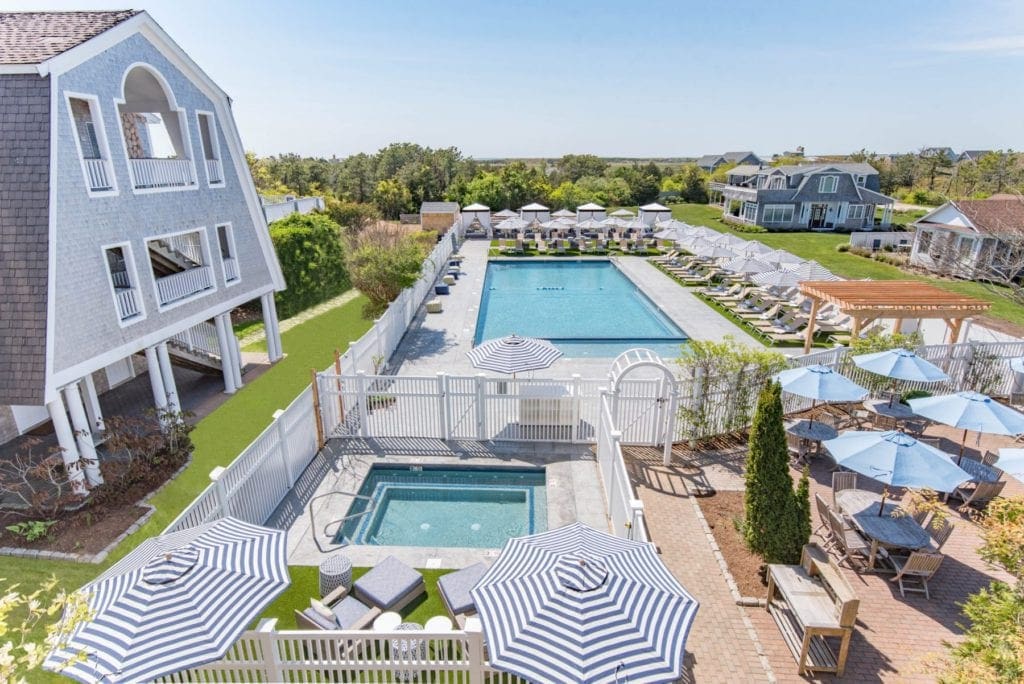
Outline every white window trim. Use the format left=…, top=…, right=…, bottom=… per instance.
left=818, top=175, right=839, bottom=193
left=101, top=241, right=146, bottom=328
left=114, top=62, right=199, bottom=196
left=64, top=91, right=118, bottom=198
left=847, top=204, right=866, bottom=220
left=144, top=226, right=219, bottom=312
left=195, top=110, right=225, bottom=189
left=855, top=174, right=867, bottom=187
left=215, top=222, right=241, bottom=287
left=762, top=204, right=795, bottom=225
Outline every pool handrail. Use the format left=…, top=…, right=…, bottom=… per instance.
left=308, top=490, right=377, bottom=554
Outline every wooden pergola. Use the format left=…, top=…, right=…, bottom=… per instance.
left=798, top=281, right=992, bottom=353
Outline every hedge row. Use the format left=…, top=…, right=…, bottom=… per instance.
left=269, top=213, right=350, bottom=318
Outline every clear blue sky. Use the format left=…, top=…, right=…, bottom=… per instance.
left=10, top=0, right=1024, bottom=158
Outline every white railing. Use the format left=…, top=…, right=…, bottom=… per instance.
left=109, top=270, right=130, bottom=289
left=162, top=233, right=204, bottom=266
left=170, top=321, right=220, bottom=357
left=155, top=266, right=213, bottom=306
left=129, top=158, right=196, bottom=190
left=205, top=158, right=224, bottom=184
left=114, top=288, right=141, bottom=321
left=597, top=392, right=647, bottom=541
left=156, top=619, right=524, bottom=684
left=83, top=158, right=113, bottom=192
left=261, top=196, right=326, bottom=223
left=222, top=256, right=239, bottom=282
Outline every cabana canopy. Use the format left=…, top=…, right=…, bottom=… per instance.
left=798, top=280, right=991, bottom=353
left=576, top=202, right=605, bottom=211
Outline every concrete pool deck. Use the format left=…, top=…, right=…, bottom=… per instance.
left=388, top=240, right=763, bottom=380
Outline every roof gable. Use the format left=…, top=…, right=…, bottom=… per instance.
left=420, top=201, right=459, bottom=213
left=0, top=10, right=139, bottom=65
left=955, top=199, right=1024, bottom=236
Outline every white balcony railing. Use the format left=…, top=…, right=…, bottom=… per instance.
left=129, top=158, right=196, bottom=190
left=115, top=288, right=142, bottom=321
left=83, top=158, right=114, bottom=192
left=171, top=321, right=220, bottom=357
left=155, top=266, right=213, bottom=306
left=222, top=257, right=239, bottom=282
left=110, top=270, right=131, bottom=289
left=206, top=158, right=224, bottom=185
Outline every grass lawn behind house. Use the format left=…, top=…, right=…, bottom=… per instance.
left=670, top=204, right=1024, bottom=328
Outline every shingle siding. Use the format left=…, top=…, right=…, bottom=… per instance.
left=0, top=74, right=50, bottom=405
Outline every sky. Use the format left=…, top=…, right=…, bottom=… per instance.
left=8, top=0, right=1024, bottom=158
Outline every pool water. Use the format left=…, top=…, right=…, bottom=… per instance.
left=474, top=260, right=688, bottom=357
left=336, top=465, right=547, bottom=549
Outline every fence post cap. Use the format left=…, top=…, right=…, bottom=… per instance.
left=209, top=466, right=226, bottom=481
left=272, top=409, right=286, bottom=419
left=256, top=618, right=278, bottom=632
left=610, top=430, right=623, bottom=440
left=356, top=370, right=366, bottom=376
left=630, top=499, right=645, bottom=511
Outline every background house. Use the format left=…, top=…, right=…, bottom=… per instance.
left=695, top=151, right=762, bottom=173
left=420, top=201, right=460, bottom=232
left=909, top=196, right=1024, bottom=279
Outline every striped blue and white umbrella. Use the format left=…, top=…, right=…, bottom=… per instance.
left=44, top=518, right=289, bottom=683
left=471, top=522, right=699, bottom=684
left=467, top=334, right=562, bottom=375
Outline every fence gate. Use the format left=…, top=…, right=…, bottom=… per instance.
left=608, top=348, right=679, bottom=464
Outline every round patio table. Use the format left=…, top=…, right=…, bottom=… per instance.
left=863, top=399, right=917, bottom=420
left=785, top=419, right=838, bottom=442
left=835, top=489, right=932, bottom=570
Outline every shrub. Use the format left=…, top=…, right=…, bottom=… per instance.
left=732, top=223, right=768, bottom=234
left=323, top=198, right=379, bottom=234
left=269, top=212, right=350, bottom=318
left=836, top=243, right=850, bottom=253
left=344, top=222, right=427, bottom=317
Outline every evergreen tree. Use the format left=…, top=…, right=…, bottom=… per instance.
left=792, top=467, right=812, bottom=562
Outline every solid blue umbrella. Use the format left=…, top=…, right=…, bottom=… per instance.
left=1010, top=357, right=1024, bottom=374
left=909, top=391, right=1024, bottom=463
left=471, top=522, right=699, bottom=684
left=823, top=430, right=971, bottom=513
left=44, top=518, right=290, bottom=683
left=775, top=365, right=869, bottom=425
left=997, top=448, right=1024, bottom=482
left=852, top=348, right=950, bottom=384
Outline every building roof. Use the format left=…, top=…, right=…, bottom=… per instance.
left=727, top=165, right=761, bottom=176
left=953, top=199, right=1024, bottom=236
left=695, top=154, right=725, bottom=167
left=959, top=150, right=993, bottom=161
left=799, top=280, right=990, bottom=317
left=420, top=201, right=459, bottom=213
left=723, top=151, right=759, bottom=163
left=0, top=10, right=140, bottom=64
left=520, top=202, right=549, bottom=211
left=493, top=209, right=518, bottom=218
left=576, top=202, right=605, bottom=211
left=639, top=203, right=670, bottom=211
left=462, top=203, right=489, bottom=211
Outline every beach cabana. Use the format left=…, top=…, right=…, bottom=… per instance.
left=575, top=202, right=606, bottom=222
left=551, top=208, right=576, bottom=220
left=493, top=208, right=517, bottom=220
left=609, top=208, right=635, bottom=218
left=461, top=203, right=491, bottom=234
left=519, top=202, right=550, bottom=224
left=639, top=202, right=672, bottom=226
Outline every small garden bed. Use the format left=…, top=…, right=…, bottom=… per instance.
left=696, top=490, right=767, bottom=598
left=0, top=502, right=149, bottom=556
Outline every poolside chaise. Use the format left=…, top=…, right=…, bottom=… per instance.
left=352, top=555, right=427, bottom=612
left=437, top=562, right=489, bottom=628
left=295, top=584, right=380, bottom=631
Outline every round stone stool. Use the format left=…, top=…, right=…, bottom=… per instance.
left=318, top=554, right=353, bottom=597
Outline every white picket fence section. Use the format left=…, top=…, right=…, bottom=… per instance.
left=156, top=619, right=526, bottom=684
left=597, top=392, right=647, bottom=542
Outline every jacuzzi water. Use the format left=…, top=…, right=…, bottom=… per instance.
left=336, top=465, right=547, bottom=549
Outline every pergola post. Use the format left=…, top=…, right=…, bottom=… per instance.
left=803, top=297, right=821, bottom=353
left=948, top=318, right=965, bottom=344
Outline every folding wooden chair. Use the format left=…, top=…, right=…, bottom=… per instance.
left=831, top=472, right=858, bottom=508
left=889, top=552, right=944, bottom=599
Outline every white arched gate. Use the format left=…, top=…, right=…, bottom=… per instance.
left=608, top=348, right=679, bottom=465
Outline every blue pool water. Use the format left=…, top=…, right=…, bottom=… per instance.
left=474, top=260, right=688, bottom=357
left=336, top=465, right=547, bottom=549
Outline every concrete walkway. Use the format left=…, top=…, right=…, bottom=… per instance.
left=239, top=290, right=361, bottom=348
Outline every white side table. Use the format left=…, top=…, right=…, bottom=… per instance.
left=373, top=611, right=403, bottom=632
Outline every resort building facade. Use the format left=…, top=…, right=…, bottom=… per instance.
left=709, top=162, right=895, bottom=231
left=909, top=196, right=1024, bottom=279
left=0, top=11, right=285, bottom=486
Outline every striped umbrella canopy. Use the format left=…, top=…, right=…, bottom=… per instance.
left=601, top=217, right=628, bottom=228
left=689, top=239, right=737, bottom=259
left=737, top=240, right=773, bottom=256
left=761, top=248, right=805, bottom=267
left=751, top=268, right=802, bottom=288
left=909, top=391, right=1024, bottom=462
left=721, top=256, right=773, bottom=275
left=852, top=348, right=949, bottom=383
left=467, top=334, right=562, bottom=375
left=652, top=226, right=688, bottom=241
left=577, top=218, right=607, bottom=231
left=44, top=518, right=289, bottom=683
left=707, top=233, right=749, bottom=248
left=654, top=217, right=684, bottom=229
left=609, top=208, right=635, bottom=217
left=779, top=260, right=838, bottom=280
left=471, top=522, right=699, bottom=684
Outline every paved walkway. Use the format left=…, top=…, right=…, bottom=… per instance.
left=238, top=290, right=361, bottom=347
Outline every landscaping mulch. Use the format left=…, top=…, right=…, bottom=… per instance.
left=696, top=490, right=767, bottom=599
left=0, top=503, right=148, bottom=555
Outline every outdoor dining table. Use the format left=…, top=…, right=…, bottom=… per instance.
left=785, top=419, right=838, bottom=460
left=863, top=398, right=917, bottom=420
left=835, top=489, right=933, bottom=570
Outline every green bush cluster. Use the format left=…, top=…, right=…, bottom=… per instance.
left=269, top=213, right=350, bottom=318
left=730, top=223, right=768, bottom=234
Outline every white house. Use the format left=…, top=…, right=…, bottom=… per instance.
left=519, top=202, right=550, bottom=224
left=576, top=202, right=606, bottom=222
left=638, top=203, right=671, bottom=226
left=461, top=203, right=491, bottom=234
left=910, top=196, right=1024, bottom=279
left=0, top=11, right=285, bottom=489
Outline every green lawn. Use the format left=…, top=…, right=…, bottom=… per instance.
left=670, top=204, right=1024, bottom=328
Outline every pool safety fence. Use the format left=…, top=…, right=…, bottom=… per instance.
left=155, top=618, right=527, bottom=684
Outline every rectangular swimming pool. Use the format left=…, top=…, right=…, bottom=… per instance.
left=474, top=260, right=688, bottom=357
left=336, top=465, right=547, bottom=549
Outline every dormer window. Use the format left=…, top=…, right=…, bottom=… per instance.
left=66, top=94, right=116, bottom=196
left=855, top=174, right=866, bottom=187
left=819, top=175, right=839, bottom=193
left=768, top=176, right=786, bottom=190
left=117, top=65, right=198, bottom=192
left=197, top=111, right=224, bottom=187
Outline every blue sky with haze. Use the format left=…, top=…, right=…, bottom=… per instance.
left=10, top=0, right=1024, bottom=158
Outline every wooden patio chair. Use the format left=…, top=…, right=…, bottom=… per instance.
left=827, top=509, right=871, bottom=570
left=813, top=493, right=834, bottom=544
left=925, top=517, right=955, bottom=552
left=831, top=472, right=858, bottom=508
left=889, top=551, right=944, bottom=599
left=949, top=480, right=1006, bottom=512
left=980, top=450, right=999, bottom=466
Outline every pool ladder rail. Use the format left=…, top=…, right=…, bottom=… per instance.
left=309, top=490, right=376, bottom=553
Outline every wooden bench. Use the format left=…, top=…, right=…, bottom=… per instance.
left=766, top=544, right=859, bottom=677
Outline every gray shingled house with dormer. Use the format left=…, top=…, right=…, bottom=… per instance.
left=708, top=163, right=895, bottom=231
left=0, top=11, right=286, bottom=491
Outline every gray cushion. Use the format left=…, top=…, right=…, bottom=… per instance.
left=332, top=596, right=372, bottom=629
left=355, top=556, right=423, bottom=609
left=301, top=608, right=337, bottom=630
left=438, top=562, right=488, bottom=614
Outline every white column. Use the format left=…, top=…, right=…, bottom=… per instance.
left=82, top=373, right=105, bottom=435
left=214, top=314, right=237, bottom=394
left=64, top=382, right=103, bottom=486
left=46, top=397, right=87, bottom=495
left=262, top=293, right=283, bottom=362
left=145, top=345, right=169, bottom=416
left=228, top=313, right=244, bottom=390
left=156, top=342, right=179, bottom=415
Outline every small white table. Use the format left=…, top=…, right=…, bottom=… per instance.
left=373, top=611, right=402, bottom=632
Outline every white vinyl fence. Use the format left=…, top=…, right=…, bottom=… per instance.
left=596, top=392, right=647, bottom=542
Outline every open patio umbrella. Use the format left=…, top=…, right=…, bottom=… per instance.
left=707, top=233, right=749, bottom=248
left=609, top=208, right=635, bottom=217
left=653, top=226, right=689, bottom=241
left=689, top=240, right=737, bottom=259
left=852, top=348, right=950, bottom=407
left=761, top=249, right=805, bottom=267
left=779, top=260, right=838, bottom=280
left=1010, top=357, right=1024, bottom=374
left=721, top=256, right=773, bottom=275
left=471, top=522, right=699, bottom=684
left=44, top=518, right=289, bottom=683
left=909, top=391, right=1024, bottom=463
left=775, top=364, right=869, bottom=425
left=737, top=241, right=772, bottom=256
left=996, top=448, right=1024, bottom=482
left=751, top=269, right=802, bottom=289
left=577, top=218, right=607, bottom=231
left=822, top=430, right=971, bottom=513
left=467, top=334, right=562, bottom=375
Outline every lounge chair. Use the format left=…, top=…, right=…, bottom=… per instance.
left=537, top=239, right=548, bottom=253
left=437, top=562, right=489, bottom=627
left=295, top=584, right=380, bottom=631
left=888, top=551, right=944, bottom=599
left=352, top=555, right=426, bottom=612
left=651, top=250, right=678, bottom=263
left=740, top=303, right=784, bottom=321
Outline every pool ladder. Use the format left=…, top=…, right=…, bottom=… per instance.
left=308, top=490, right=377, bottom=553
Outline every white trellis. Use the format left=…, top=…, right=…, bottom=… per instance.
left=608, top=348, right=680, bottom=465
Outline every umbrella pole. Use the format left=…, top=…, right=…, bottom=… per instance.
left=877, top=488, right=888, bottom=516
left=809, top=400, right=816, bottom=428
left=957, top=428, right=967, bottom=465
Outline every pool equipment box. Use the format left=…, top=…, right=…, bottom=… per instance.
left=519, top=383, right=575, bottom=426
